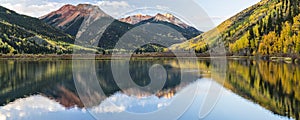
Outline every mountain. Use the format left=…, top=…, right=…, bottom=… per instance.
left=119, top=14, right=152, bottom=24
left=120, top=13, right=191, bottom=29
left=41, top=4, right=202, bottom=51
left=173, top=0, right=300, bottom=56
left=141, top=13, right=190, bottom=29
left=0, top=6, right=81, bottom=54
left=40, top=4, right=109, bottom=36
left=120, top=13, right=202, bottom=39
left=86, top=16, right=189, bottom=51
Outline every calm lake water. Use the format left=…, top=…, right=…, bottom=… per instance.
left=0, top=58, right=299, bottom=120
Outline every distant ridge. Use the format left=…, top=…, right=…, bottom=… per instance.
left=119, top=13, right=190, bottom=28
left=119, top=13, right=202, bottom=39
left=41, top=4, right=202, bottom=51
left=119, top=14, right=152, bottom=24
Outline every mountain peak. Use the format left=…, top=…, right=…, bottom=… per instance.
left=154, top=13, right=172, bottom=21
left=119, top=13, right=190, bottom=29
left=163, top=13, right=174, bottom=19
left=118, top=13, right=201, bottom=39
left=40, top=4, right=109, bottom=36
left=60, top=4, right=76, bottom=9
left=153, top=13, right=189, bottom=28
left=40, top=4, right=106, bottom=19
left=76, top=4, right=98, bottom=10
left=77, top=3, right=92, bottom=7
left=119, top=14, right=152, bottom=24
left=54, top=4, right=77, bottom=14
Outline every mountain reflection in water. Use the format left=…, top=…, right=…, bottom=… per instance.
left=0, top=59, right=298, bottom=120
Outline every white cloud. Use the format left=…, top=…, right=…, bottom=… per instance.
left=210, top=16, right=229, bottom=20
left=0, top=95, right=90, bottom=120
left=0, top=93, right=171, bottom=120
left=155, top=5, right=170, bottom=10
left=0, top=113, right=6, bottom=120
left=0, top=0, right=65, bottom=17
left=207, top=16, right=230, bottom=28
left=95, top=1, right=133, bottom=18
left=0, top=0, right=133, bottom=18
left=97, top=1, right=130, bottom=8
left=90, top=92, right=171, bottom=113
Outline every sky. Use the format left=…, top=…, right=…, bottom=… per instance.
left=0, top=0, right=260, bottom=31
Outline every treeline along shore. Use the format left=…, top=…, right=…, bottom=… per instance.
left=0, top=53, right=299, bottom=63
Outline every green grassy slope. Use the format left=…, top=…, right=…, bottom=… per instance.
left=0, top=6, right=95, bottom=54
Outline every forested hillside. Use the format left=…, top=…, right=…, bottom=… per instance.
left=173, top=0, right=300, bottom=57
left=0, top=6, right=96, bottom=54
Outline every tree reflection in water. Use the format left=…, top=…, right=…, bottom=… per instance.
left=0, top=59, right=299, bottom=119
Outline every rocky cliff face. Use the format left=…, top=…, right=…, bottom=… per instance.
left=119, top=14, right=152, bottom=24
left=40, top=4, right=110, bottom=36
left=120, top=13, right=191, bottom=29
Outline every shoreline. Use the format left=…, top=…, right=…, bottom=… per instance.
left=0, top=54, right=298, bottom=62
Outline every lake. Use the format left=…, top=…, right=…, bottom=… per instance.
left=0, top=58, right=298, bottom=120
